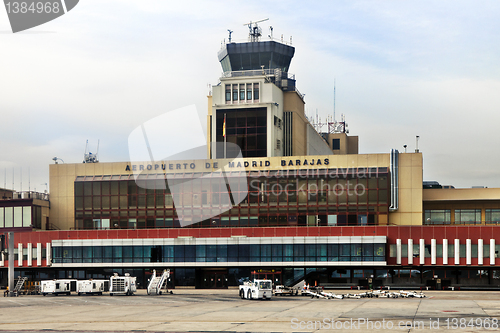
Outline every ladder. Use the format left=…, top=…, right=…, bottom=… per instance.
left=14, top=277, right=28, bottom=295
left=147, top=269, right=170, bottom=295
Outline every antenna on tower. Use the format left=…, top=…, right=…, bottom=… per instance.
left=243, top=18, right=269, bottom=42
left=83, top=140, right=100, bottom=163
left=333, top=78, right=336, bottom=121
left=268, top=26, right=273, bottom=39
left=227, top=29, right=233, bottom=43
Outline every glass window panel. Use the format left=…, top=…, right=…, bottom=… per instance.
left=84, top=182, right=92, bottom=196
left=93, top=182, right=101, bottom=195
left=110, top=182, right=119, bottom=195
left=455, top=209, right=481, bottom=224
left=486, top=209, right=500, bottom=223
left=74, top=182, right=83, bottom=196
left=133, top=246, right=143, bottom=258
left=113, top=246, right=123, bottom=262
left=196, top=245, right=206, bottom=260
left=424, top=210, right=451, bottom=224
left=163, top=245, right=174, bottom=259
left=13, top=206, right=22, bottom=227
left=123, top=246, right=133, bottom=262
left=103, top=246, right=113, bottom=260
left=5, top=207, right=14, bottom=228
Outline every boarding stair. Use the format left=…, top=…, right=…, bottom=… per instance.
left=147, top=269, right=170, bottom=295
left=14, top=277, right=28, bottom=296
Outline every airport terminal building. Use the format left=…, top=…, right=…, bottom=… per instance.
left=2, top=25, right=500, bottom=289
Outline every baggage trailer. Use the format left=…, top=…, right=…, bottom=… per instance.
left=239, top=279, right=272, bottom=300
left=274, top=285, right=299, bottom=296
left=77, top=279, right=109, bottom=296
left=109, top=273, right=136, bottom=296
left=41, top=279, right=77, bottom=296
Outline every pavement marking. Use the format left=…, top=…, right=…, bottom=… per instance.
left=7, top=299, right=28, bottom=306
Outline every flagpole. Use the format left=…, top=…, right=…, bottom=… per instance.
left=224, top=113, right=226, bottom=159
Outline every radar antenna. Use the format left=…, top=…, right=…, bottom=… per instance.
left=243, top=18, right=269, bottom=42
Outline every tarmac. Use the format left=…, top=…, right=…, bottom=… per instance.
left=1, top=289, right=500, bottom=332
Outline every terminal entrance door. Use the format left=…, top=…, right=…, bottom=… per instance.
left=199, top=269, right=228, bottom=289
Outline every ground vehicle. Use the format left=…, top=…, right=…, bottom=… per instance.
left=77, top=279, right=109, bottom=296
left=239, top=279, right=272, bottom=300
left=41, top=279, right=77, bottom=296
left=109, top=273, right=136, bottom=296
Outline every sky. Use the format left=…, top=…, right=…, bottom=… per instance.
left=1, top=0, right=500, bottom=192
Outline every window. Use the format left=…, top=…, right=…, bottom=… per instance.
left=332, top=138, right=340, bottom=150
left=486, top=209, right=500, bottom=224
left=239, top=84, right=245, bottom=101
left=253, top=83, right=259, bottom=100
left=455, top=209, right=481, bottom=224
left=225, top=85, right=231, bottom=101
left=247, top=85, right=252, bottom=100
left=232, top=84, right=238, bottom=101
left=424, top=210, right=451, bottom=224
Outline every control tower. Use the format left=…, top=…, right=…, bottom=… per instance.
left=208, top=20, right=334, bottom=159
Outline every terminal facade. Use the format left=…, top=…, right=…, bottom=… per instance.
left=2, top=24, right=500, bottom=289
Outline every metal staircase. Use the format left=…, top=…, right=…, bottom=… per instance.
left=147, top=269, right=170, bottom=295
left=13, top=277, right=28, bottom=295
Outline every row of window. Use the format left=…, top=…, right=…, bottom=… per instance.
left=424, top=209, right=500, bottom=224
left=225, top=83, right=259, bottom=102
left=0, top=206, right=42, bottom=229
left=52, top=243, right=386, bottom=264
left=75, top=177, right=389, bottom=209
left=75, top=213, right=383, bottom=230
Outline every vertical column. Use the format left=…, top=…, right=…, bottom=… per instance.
left=37, top=243, right=42, bottom=266
left=0, top=251, right=4, bottom=267
left=454, top=239, right=460, bottom=265
left=46, top=242, right=51, bottom=266
left=431, top=239, right=436, bottom=265
left=396, top=239, right=402, bottom=265
left=419, top=239, right=425, bottom=265
left=490, top=239, right=495, bottom=265
left=478, top=239, right=483, bottom=266
left=18, top=243, right=23, bottom=267
left=27, top=243, right=32, bottom=267
left=443, top=239, right=448, bottom=265
left=466, top=239, right=471, bottom=265
left=408, top=239, right=413, bottom=265
left=8, top=232, right=14, bottom=297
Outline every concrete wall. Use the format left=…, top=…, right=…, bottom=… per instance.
left=388, top=153, right=423, bottom=226
left=306, top=124, right=336, bottom=156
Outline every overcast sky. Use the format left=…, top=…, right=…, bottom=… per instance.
left=1, top=0, right=500, bottom=192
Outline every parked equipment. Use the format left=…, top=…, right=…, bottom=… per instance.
left=239, top=279, right=272, bottom=300
left=303, top=288, right=426, bottom=300
left=274, top=285, right=299, bottom=296
left=41, top=279, right=77, bottom=296
left=109, top=273, right=136, bottom=296
left=77, top=279, right=109, bottom=296
left=147, top=269, right=171, bottom=295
